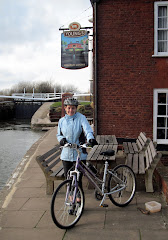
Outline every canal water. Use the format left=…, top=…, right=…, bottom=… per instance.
left=0, top=120, right=44, bottom=191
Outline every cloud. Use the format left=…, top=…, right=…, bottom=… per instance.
left=0, top=0, right=93, bottom=92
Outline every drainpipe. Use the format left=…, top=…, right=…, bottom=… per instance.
left=91, top=0, right=99, bottom=136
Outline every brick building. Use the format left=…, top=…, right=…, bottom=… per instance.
left=90, top=0, right=168, bottom=146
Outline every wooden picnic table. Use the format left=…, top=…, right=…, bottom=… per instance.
left=87, top=135, right=118, bottom=165
left=96, top=135, right=118, bottom=145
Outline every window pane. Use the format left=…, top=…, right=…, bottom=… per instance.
left=158, top=105, right=166, bottom=115
left=158, top=30, right=168, bottom=40
left=158, top=93, right=166, bottom=103
left=158, top=41, right=167, bottom=52
left=157, top=129, right=165, bottom=139
left=158, top=6, right=167, bottom=28
left=157, top=117, right=166, bottom=127
left=158, top=17, right=167, bottom=28
left=158, top=6, right=167, bottom=17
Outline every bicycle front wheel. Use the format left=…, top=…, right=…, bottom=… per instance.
left=108, top=164, right=136, bottom=207
left=51, top=179, right=85, bottom=229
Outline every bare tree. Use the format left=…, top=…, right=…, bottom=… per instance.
left=1, top=80, right=79, bottom=95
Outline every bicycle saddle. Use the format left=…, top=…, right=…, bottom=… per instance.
left=100, top=150, right=115, bottom=156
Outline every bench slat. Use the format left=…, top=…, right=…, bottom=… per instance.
left=39, top=145, right=60, bottom=161
left=149, top=141, right=156, bottom=159
left=42, top=151, right=61, bottom=166
left=136, top=138, right=142, bottom=151
left=147, top=146, right=153, bottom=165
left=128, top=142, right=134, bottom=154
left=132, top=142, right=138, bottom=153
left=123, top=142, right=129, bottom=154
left=56, top=168, right=64, bottom=178
left=45, top=158, right=61, bottom=173
left=140, top=132, right=147, bottom=142
left=127, top=154, right=133, bottom=168
left=132, top=153, right=138, bottom=174
left=139, top=153, right=145, bottom=174
left=145, top=149, right=150, bottom=169
left=50, top=165, right=64, bottom=177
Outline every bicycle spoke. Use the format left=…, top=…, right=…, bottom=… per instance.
left=108, top=165, right=136, bottom=207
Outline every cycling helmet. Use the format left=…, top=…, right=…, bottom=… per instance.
left=64, top=98, right=79, bottom=106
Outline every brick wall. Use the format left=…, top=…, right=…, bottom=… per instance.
left=94, top=0, right=168, bottom=139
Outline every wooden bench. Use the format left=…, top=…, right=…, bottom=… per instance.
left=125, top=140, right=162, bottom=192
left=36, top=145, right=64, bottom=195
left=123, top=132, right=151, bottom=154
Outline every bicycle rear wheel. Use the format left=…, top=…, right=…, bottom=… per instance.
left=108, top=164, right=136, bottom=207
left=51, top=179, right=85, bottom=229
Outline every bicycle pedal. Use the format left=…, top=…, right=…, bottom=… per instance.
left=100, top=204, right=108, bottom=208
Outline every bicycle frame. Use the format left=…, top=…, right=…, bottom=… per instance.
left=67, top=144, right=127, bottom=207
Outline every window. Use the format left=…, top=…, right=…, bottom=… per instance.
left=153, top=89, right=168, bottom=144
left=154, top=2, right=168, bottom=56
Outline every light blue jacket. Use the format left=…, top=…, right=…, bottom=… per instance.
left=57, top=112, right=94, bottom=162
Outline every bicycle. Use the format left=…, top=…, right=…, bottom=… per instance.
left=51, top=143, right=136, bottom=229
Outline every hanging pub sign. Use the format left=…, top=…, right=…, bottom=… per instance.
left=61, top=22, right=89, bottom=69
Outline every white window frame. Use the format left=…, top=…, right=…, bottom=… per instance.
left=153, top=88, right=168, bottom=144
left=153, top=1, right=168, bottom=57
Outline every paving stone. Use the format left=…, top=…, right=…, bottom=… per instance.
left=140, top=229, right=168, bottom=240
left=0, top=228, right=65, bottom=240
left=74, top=210, right=106, bottom=229
left=13, top=187, right=46, bottom=198
left=21, top=197, right=51, bottom=211
left=105, top=208, right=166, bottom=230
left=1, top=210, right=45, bottom=228
left=16, top=179, right=44, bottom=188
left=36, top=210, right=58, bottom=229
left=3, top=197, right=28, bottom=210
left=64, top=228, right=140, bottom=240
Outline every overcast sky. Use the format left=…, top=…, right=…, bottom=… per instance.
left=0, top=0, right=93, bottom=93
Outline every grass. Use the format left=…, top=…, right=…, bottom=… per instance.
left=51, top=102, right=62, bottom=108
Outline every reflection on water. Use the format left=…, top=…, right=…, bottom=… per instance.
left=0, top=120, right=44, bottom=190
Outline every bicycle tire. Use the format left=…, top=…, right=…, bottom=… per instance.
left=51, top=179, right=85, bottom=229
left=108, top=164, right=136, bottom=207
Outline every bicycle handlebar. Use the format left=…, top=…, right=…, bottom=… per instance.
left=61, top=142, right=92, bottom=149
